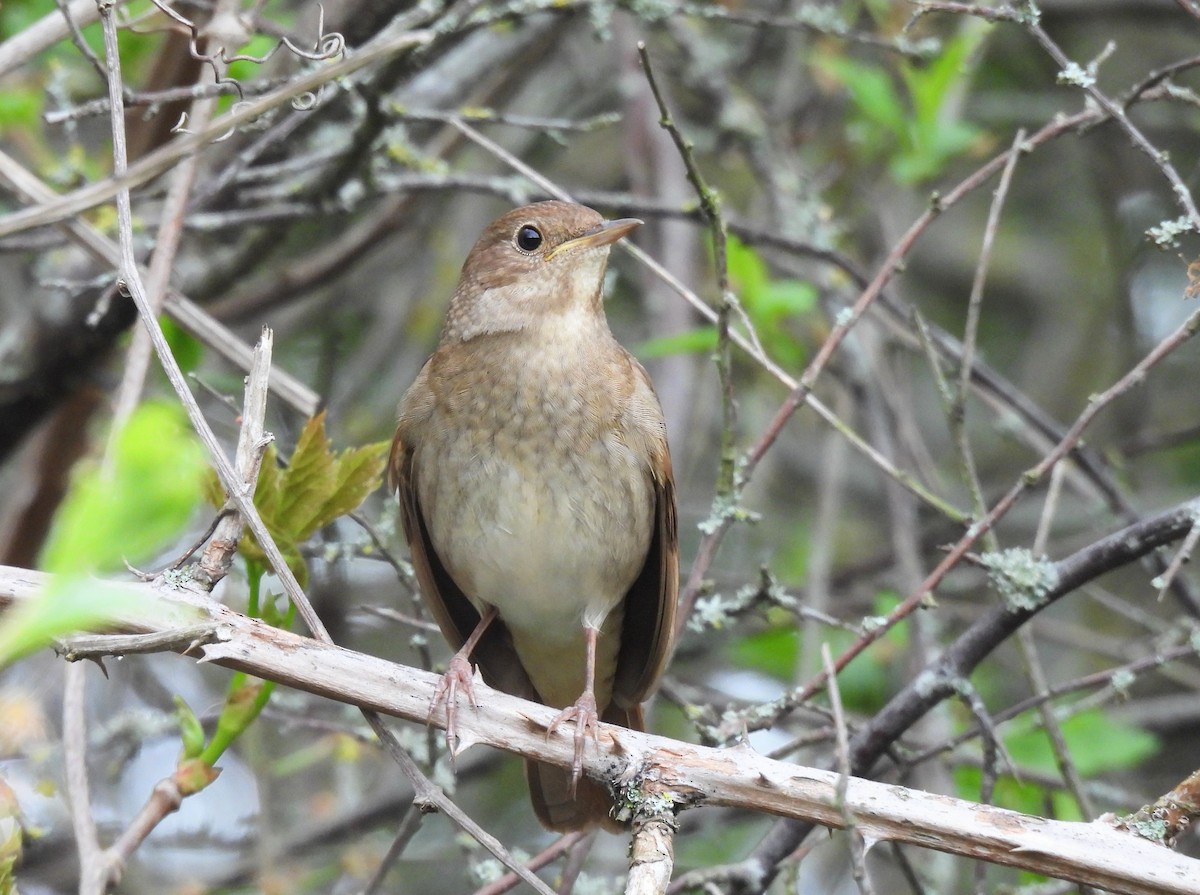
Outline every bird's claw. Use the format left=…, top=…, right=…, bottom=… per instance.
left=546, top=692, right=600, bottom=795
left=430, top=652, right=478, bottom=756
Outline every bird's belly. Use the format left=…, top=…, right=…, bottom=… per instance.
left=417, top=431, right=653, bottom=706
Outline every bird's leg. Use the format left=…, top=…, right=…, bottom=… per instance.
left=546, top=624, right=601, bottom=793
left=431, top=604, right=497, bottom=754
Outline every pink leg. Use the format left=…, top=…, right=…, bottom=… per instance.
left=431, top=605, right=497, bottom=754
left=545, top=624, right=601, bottom=793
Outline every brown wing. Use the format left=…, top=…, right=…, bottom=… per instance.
left=610, top=366, right=679, bottom=710
left=389, top=410, right=538, bottom=701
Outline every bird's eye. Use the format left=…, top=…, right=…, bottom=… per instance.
left=515, top=225, right=543, bottom=252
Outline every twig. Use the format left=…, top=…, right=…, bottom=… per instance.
left=359, top=805, right=424, bottom=895
left=949, top=128, right=1026, bottom=539
left=63, top=663, right=109, bottom=895
left=1023, top=21, right=1200, bottom=231
left=106, top=34, right=225, bottom=451
left=53, top=0, right=108, bottom=85
left=195, top=328, right=275, bottom=587
left=747, top=301, right=1200, bottom=737
left=96, top=1, right=326, bottom=640
left=56, top=624, right=222, bottom=662
left=0, top=0, right=130, bottom=78
left=1153, top=509, right=1200, bottom=601
left=472, top=832, right=586, bottom=895
left=823, top=643, right=873, bottom=895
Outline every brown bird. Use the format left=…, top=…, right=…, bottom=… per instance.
left=388, top=200, right=678, bottom=831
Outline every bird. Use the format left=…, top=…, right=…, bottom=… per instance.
left=388, top=200, right=678, bottom=831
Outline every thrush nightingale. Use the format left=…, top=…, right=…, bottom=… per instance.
left=389, top=200, right=678, bottom=831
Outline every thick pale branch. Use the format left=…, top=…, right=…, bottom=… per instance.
left=0, top=565, right=1197, bottom=895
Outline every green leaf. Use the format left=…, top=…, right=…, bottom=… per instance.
left=175, top=696, right=206, bottom=759
left=726, top=237, right=768, bottom=301
left=955, top=709, right=1159, bottom=818
left=0, top=89, right=40, bottom=131
left=221, top=414, right=388, bottom=577
left=41, top=401, right=206, bottom=574
left=0, top=577, right=199, bottom=668
left=758, top=281, right=818, bottom=319
left=251, top=444, right=286, bottom=525
left=817, top=55, right=907, bottom=142
left=3, top=402, right=206, bottom=666
left=637, top=326, right=719, bottom=358
left=162, top=317, right=204, bottom=374
left=0, top=580, right=136, bottom=666
left=317, top=442, right=392, bottom=526
left=729, top=627, right=798, bottom=681
left=226, top=35, right=281, bottom=84
left=1005, top=710, right=1159, bottom=777
left=276, top=415, right=339, bottom=540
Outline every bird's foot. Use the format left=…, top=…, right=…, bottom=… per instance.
left=546, top=691, right=600, bottom=794
left=430, top=652, right=478, bottom=756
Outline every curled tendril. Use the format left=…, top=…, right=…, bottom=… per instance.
left=144, top=0, right=346, bottom=119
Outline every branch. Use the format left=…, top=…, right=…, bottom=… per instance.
left=1, top=560, right=1198, bottom=894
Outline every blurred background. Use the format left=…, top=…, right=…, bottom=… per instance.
left=2, top=0, right=1200, bottom=891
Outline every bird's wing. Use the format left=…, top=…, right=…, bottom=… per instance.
left=611, top=360, right=680, bottom=709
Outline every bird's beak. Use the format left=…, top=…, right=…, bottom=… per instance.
left=545, top=218, right=642, bottom=260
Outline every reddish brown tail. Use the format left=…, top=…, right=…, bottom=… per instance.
left=526, top=704, right=643, bottom=832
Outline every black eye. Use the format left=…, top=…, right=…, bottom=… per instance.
left=515, top=225, right=543, bottom=252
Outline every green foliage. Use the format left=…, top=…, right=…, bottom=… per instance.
left=0, top=1, right=56, bottom=37
left=727, top=592, right=907, bottom=715
left=729, top=626, right=800, bottom=681
left=1005, top=709, right=1158, bottom=778
left=635, top=236, right=816, bottom=367
left=727, top=235, right=817, bottom=367
left=0, top=580, right=161, bottom=668
left=175, top=695, right=206, bottom=760
left=638, top=325, right=718, bottom=358
left=0, top=402, right=206, bottom=666
left=954, top=709, right=1159, bottom=819
left=815, top=27, right=986, bottom=184
left=0, top=88, right=40, bottom=132
left=162, top=317, right=204, bottom=374
left=41, top=402, right=205, bottom=574
left=204, top=412, right=389, bottom=582
left=186, top=414, right=383, bottom=778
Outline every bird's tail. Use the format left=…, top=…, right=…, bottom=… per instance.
left=525, top=703, right=643, bottom=832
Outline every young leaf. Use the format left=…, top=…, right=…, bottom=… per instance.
left=637, top=326, right=719, bottom=358
left=41, top=401, right=206, bottom=575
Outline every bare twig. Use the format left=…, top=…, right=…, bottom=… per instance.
left=359, top=805, right=424, bottom=895
left=56, top=624, right=221, bottom=662
left=195, top=328, right=275, bottom=587
left=107, top=38, right=224, bottom=448
left=823, top=643, right=873, bottom=895
left=63, top=663, right=109, bottom=895
left=473, top=832, right=586, bottom=895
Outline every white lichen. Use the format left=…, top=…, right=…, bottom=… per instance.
left=980, top=547, right=1059, bottom=612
